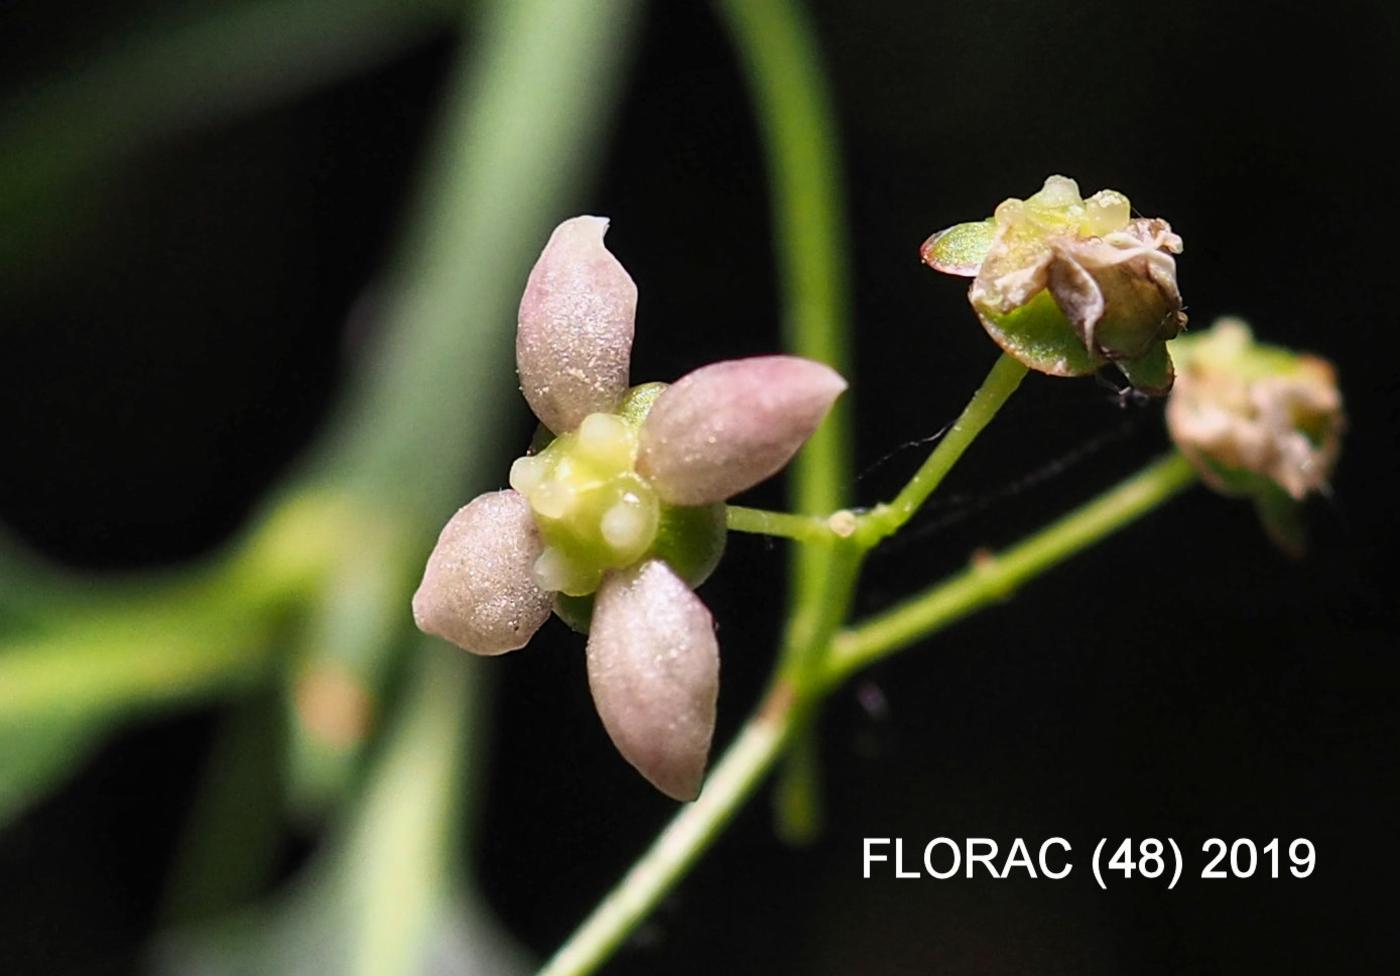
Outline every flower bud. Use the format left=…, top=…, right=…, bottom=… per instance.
left=1166, top=318, right=1344, bottom=551
left=923, top=175, right=1186, bottom=394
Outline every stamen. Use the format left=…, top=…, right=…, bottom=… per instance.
left=577, top=413, right=633, bottom=467
left=531, top=480, right=574, bottom=520
left=601, top=496, right=653, bottom=556
left=509, top=455, right=547, bottom=495
left=532, top=547, right=573, bottom=593
left=1083, top=190, right=1131, bottom=237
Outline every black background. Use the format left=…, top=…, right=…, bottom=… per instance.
left=2, top=0, right=1397, bottom=973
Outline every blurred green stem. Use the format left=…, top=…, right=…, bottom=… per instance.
left=718, top=0, right=852, bottom=514
left=541, top=452, right=1199, bottom=976
left=335, top=648, right=475, bottom=976
left=718, top=0, right=855, bottom=844
left=161, top=693, right=286, bottom=925
left=0, top=495, right=344, bottom=727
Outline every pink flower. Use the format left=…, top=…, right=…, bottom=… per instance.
left=412, top=216, right=846, bottom=799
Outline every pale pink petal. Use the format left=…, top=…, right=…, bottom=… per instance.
left=516, top=216, right=637, bottom=433
left=412, top=490, right=553, bottom=655
left=636, top=356, right=847, bottom=505
left=586, top=560, right=718, bottom=801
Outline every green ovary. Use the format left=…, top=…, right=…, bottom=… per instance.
left=509, top=412, right=661, bottom=597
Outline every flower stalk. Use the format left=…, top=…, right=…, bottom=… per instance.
left=539, top=451, right=1201, bottom=976
left=854, top=353, right=1030, bottom=547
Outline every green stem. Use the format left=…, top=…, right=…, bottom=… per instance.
left=718, top=0, right=852, bottom=518
left=826, top=451, right=1199, bottom=684
left=542, top=453, right=1199, bottom=975
left=720, top=0, right=854, bottom=670
left=537, top=681, right=802, bottom=976
left=772, top=711, right=823, bottom=843
left=315, top=0, right=642, bottom=519
left=725, top=505, right=834, bottom=544
left=718, top=0, right=855, bottom=841
left=856, top=352, right=1029, bottom=547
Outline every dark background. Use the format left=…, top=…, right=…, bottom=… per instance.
left=2, top=0, right=1397, bottom=973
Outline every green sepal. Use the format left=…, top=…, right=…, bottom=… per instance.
left=553, top=592, right=594, bottom=633
left=1195, top=455, right=1309, bottom=556
left=921, top=220, right=997, bottom=276
left=618, top=382, right=667, bottom=427
left=1252, top=484, right=1307, bottom=557
left=651, top=502, right=727, bottom=588
left=547, top=503, right=726, bottom=635
left=977, top=290, right=1101, bottom=377
left=527, top=422, right=555, bottom=455
left=620, top=379, right=727, bottom=586
left=1114, top=340, right=1175, bottom=395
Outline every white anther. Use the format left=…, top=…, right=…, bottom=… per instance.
left=532, top=547, right=573, bottom=593
left=601, top=499, right=650, bottom=554
left=577, top=413, right=632, bottom=465
left=531, top=480, right=573, bottom=520
left=508, top=455, right=547, bottom=496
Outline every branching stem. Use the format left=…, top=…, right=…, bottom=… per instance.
left=540, top=452, right=1198, bottom=975
left=825, top=451, right=1199, bottom=684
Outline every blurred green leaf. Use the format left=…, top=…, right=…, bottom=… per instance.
left=3, top=0, right=640, bottom=960
left=152, top=649, right=529, bottom=976
left=161, top=695, right=288, bottom=926
left=0, top=717, right=105, bottom=824
left=0, top=491, right=347, bottom=824
left=283, top=536, right=411, bottom=820
left=145, top=0, right=639, bottom=964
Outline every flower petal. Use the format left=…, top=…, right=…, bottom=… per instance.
left=412, top=490, right=553, bottom=655
left=586, top=560, right=718, bottom=800
left=516, top=216, right=637, bottom=434
left=637, top=356, right=847, bottom=506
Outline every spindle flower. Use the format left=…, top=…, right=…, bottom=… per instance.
left=1166, top=318, right=1344, bottom=552
left=412, top=216, right=846, bottom=799
left=923, top=175, right=1187, bottom=394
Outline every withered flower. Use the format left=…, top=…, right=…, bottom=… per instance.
left=1166, top=318, right=1344, bottom=552
left=923, top=175, right=1186, bottom=394
left=413, top=217, right=846, bottom=799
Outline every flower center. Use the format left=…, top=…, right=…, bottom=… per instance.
left=994, top=175, right=1132, bottom=240
left=509, top=412, right=661, bottom=597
